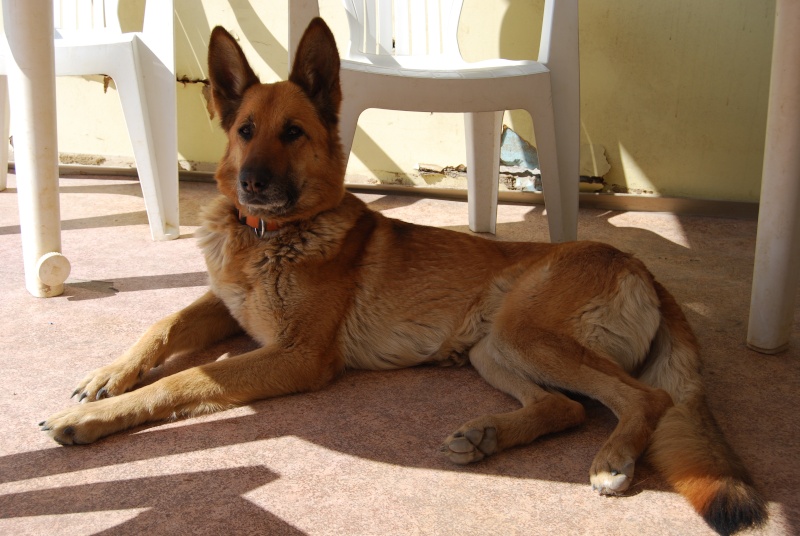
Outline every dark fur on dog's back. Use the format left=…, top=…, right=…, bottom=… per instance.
left=39, top=18, right=766, bottom=535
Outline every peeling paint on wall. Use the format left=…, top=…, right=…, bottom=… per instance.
left=176, top=76, right=216, bottom=121
left=416, top=128, right=613, bottom=194
left=59, top=153, right=108, bottom=166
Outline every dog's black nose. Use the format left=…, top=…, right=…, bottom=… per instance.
left=239, top=168, right=271, bottom=194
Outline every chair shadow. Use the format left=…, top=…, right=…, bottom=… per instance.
left=0, top=176, right=217, bottom=236
left=62, top=271, right=208, bottom=301
left=0, top=466, right=304, bottom=535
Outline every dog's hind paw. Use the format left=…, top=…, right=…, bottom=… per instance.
left=441, top=426, right=497, bottom=464
left=590, top=457, right=635, bottom=495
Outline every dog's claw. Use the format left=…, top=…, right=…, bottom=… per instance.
left=40, top=400, right=119, bottom=445
left=70, top=361, right=148, bottom=403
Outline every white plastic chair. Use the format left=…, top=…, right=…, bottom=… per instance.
left=289, top=0, right=579, bottom=241
left=0, top=0, right=179, bottom=241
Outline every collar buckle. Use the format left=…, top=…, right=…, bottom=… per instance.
left=254, top=218, right=266, bottom=238
left=238, top=209, right=278, bottom=238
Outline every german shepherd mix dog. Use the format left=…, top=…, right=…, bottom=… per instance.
left=41, top=18, right=765, bottom=535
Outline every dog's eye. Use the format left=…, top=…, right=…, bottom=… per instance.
left=238, top=123, right=253, bottom=141
left=283, top=125, right=304, bottom=143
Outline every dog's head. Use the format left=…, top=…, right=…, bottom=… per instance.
left=207, top=19, right=346, bottom=224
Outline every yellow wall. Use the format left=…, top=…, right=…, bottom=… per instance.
left=46, top=0, right=775, bottom=202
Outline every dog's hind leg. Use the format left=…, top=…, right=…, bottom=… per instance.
left=489, top=324, right=673, bottom=495
left=441, top=337, right=586, bottom=464
left=72, top=291, right=243, bottom=401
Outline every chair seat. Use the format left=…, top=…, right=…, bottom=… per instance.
left=54, top=29, right=135, bottom=45
left=343, top=53, right=549, bottom=79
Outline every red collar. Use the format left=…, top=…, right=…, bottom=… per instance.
left=238, top=209, right=281, bottom=238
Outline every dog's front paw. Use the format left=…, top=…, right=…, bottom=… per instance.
left=71, top=360, right=145, bottom=402
left=441, top=427, right=498, bottom=464
left=39, top=399, right=120, bottom=445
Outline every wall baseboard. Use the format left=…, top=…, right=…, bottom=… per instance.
left=22, top=163, right=758, bottom=220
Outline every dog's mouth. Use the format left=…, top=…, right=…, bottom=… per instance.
left=239, top=196, right=295, bottom=219
left=237, top=184, right=299, bottom=219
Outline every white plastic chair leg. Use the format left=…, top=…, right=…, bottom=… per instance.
left=747, top=0, right=800, bottom=354
left=338, top=96, right=362, bottom=166
left=542, top=0, right=580, bottom=243
left=115, top=38, right=179, bottom=241
left=527, top=82, right=580, bottom=243
left=0, top=75, right=8, bottom=191
left=3, top=0, right=70, bottom=297
left=465, top=111, right=502, bottom=234
left=526, top=93, right=575, bottom=243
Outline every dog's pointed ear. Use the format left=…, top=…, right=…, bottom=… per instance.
left=289, top=18, right=341, bottom=127
left=208, top=26, right=260, bottom=130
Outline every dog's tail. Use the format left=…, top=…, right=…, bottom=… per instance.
left=639, top=282, right=767, bottom=535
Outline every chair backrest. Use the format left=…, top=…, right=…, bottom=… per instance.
left=290, top=0, right=576, bottom=74
left=51, top=0, right=173, bottom=70
left=54, top=0, right=121, bottom=32
left=343, top=0, right=464, bottom=57
left=342, top=0, right=576, bottom=68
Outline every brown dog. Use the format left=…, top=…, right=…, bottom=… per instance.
left=40, top=18, right=766, bottom=535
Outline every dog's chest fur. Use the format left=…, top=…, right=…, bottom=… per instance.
left=196, top=195, right=350, bottom=346
left=195, top=194, right=520, bottom=371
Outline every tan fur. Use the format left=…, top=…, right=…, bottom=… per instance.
left=40, top=19, right=766, bottom=535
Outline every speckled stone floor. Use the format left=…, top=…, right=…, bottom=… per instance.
left=0, top=173, right=797, bottom=535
